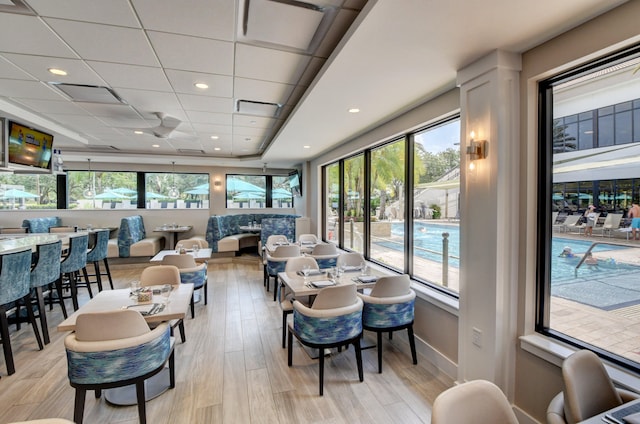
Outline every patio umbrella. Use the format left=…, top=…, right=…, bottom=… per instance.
left=192, top=183, right=209, bottom=190
left=185, top=187, right=209, bottom=195
left=272, top=188, right=292, bottom=199
left=226, top=177, right=265, bottom=193
left=233, top=191, right=265, bottom=200
left=145, top=191, right=167, bottom=199
left=94, top=191, right=130, bottom=199
left=0, top=188, right=38, bottom=199
left=111, top=187, right=137, bottom=195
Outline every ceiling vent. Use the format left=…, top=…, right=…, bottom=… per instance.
left=48, top=83, right=126, bottom=104
left=178, top=148, right=205, bottom=154
left=88, top=145, right=120, bottom=151
left=0, top=0, right=34, bottom=15
left=240, top=0, right=336, bottom=53
left=237, top=99, right=282, bottom=117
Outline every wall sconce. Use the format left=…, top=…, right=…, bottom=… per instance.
left=466, top=131, right=487, bottom=171
left=213, top=180, right=222, bottom=187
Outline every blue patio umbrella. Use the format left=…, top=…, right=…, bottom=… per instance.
left=192, top=183, right=209, bottom=190
left=272, top=188, right=292, bottom=199
left=0, top=188, right=38, bottom=199
left=226, top=177, right=265, bottom=193
left=145, top=191, right=167, bottom=199
left=185, top=187, right=209, bottom=195
left=110, top=187, right=137, bottom=195
left=94, top=191, right=130, bottom=199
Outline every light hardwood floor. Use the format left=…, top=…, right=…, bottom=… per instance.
left=0, top=257, right=452, bottom=423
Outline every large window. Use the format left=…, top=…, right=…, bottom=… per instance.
left=538, top=45, right=640, bottom=370
left=145, top=172, right=209, bottom=209
left=322, top=116, right=461, bottom=294
left=226, top=174, right=294, bottom=209
left=0, top=174, right=57, bottom=210
left=68, top=170, right=136, bottom=209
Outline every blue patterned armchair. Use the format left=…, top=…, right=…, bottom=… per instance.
left=265, top=244, right=300, bottom=300
left=161, top=254, right=207, bottom=318
left=287, top=283, right=364, bottom=396
left=64, top=309, right=174, bottom=424
left=357, top=274, right=417, bottom=373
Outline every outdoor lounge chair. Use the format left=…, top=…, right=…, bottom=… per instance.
left=554, top=214, right=581, bottom=233
left=592, top=213, right=623, bottom=237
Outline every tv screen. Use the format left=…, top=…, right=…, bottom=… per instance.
left=289, top=170, right=301, bottom=196
left=8, top=121, right=54, bottom=171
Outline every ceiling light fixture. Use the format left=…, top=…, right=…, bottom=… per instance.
left=214, top=147, right=221, bottom=151
left=348, top=108, right=360, bottom=113
left=210, top=135, right=219, bottom=140
left=152, top=144, right=159, bottom=148
left=194, top=82, right=209, bottom=89
left=134, top=130, right=144, bottom=135
left=48, top=68, right=67, bottom=76
left=83, top=159, right=95, bottom=199
left=168, top=161, right=180, bottom=198
left=303, top=145, right=310, bottom=149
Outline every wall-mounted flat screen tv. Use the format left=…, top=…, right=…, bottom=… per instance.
left=7, top=121, right=54, bottom=172
left=289, top=170, right=301, bottom=197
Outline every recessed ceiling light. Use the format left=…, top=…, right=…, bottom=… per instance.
left=244, top=137, right=252, bottom=142
left=210, top=135, right=219, bottom=140
left=152, top=144, right=159, bottom=148
left=214, top=147, right=221, bottom=151
left=303, top=145, right=311, bottom=149
left=348, top=108, right=360, bottom=113
left=134, top=130, right=144, bottom=135
left=249, top=120, right=257, bottom=124
left=48, top=68, right=67, bottom=76
left=194, top=82, right=209, bottom=89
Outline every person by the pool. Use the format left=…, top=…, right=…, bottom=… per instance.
left=630, top=202, right=640, bottom=241
left=559, top=246, right=575, bottom=258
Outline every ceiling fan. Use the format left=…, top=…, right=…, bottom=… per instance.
left=130, top=112, right=196, bottom=140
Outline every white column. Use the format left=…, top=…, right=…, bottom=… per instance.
left=456, top=50, right=521, bottom=398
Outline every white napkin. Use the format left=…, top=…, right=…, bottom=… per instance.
left=311, top=280, right=337, bottom=288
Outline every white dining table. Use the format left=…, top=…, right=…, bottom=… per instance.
left=149, top=248, right=212, bottom=263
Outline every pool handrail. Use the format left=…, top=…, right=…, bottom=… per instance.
left=574, top=241, right=640, bottom=277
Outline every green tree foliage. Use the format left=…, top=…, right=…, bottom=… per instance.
left=419, top=148, right=460, bottom=184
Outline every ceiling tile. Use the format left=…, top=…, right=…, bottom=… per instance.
left=114, top=88, right=182, bottom=113
left=186, top=110, right=233, bottom=126
left=165, top=69, right=233, bottom=98
left=88, top=61, right=172, bottom=92
left=45, top=18, right=159, bottom=67
left=232, top=125, right=270, bottom=137
left=0, top=14, right=77, bottom=58
left=148, top=31, right=234, bottom=75
left=14, top=98, right=88, bottom=115
left=233, top=77, right=294, bottom=105
left=132, top=0, right=235, bottom=41
left=191, top=123, right=233, bottom=135
left=177, top=94, right=233, bottom=113
left=233, top=114, right=275, bottom=129
left=235, top=43, right=311, bottom=84
left=0, top=55, right=36, bottom=80
left=0, top=79, right=65, bottom=100
left=26, top=0, right=140, bottom=27
left=2, top=54, right=106, bottom=86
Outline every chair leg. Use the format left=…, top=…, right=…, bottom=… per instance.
left=74, top=388, right=87, bottom=424
left=169, top=350, right=176, bottom=389
left=35, top=287, right=50, bottom=345
left=408, top=325, right=417, bottom=365
left=318, top=348, right=325, bottom=396
left=135, top=381, right=147, bottom=424
left=287, top=330, right=293, bottom=366
left=282, top=311, right=288, bottom=348
left=354, top=337, right=364, bottom=382
left=102, top=258, right=114, bottom=290
left=0, top=307, right=15, bottom=375
left=54, top=279, right=68, bottom=319
left=178, top=320, right=186, bottom=343
left=204, top=282, right=208, bottom=305
left=24, top=293, right=43, bottom=351
left=93, top=261, right=104, bottom=292
left=69, top=272, right=79, bottom=311
left=190, top=295, right=195, bottom=319
left=377, top=331, right=383, bottom=373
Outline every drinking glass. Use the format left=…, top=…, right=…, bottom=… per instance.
left=130, top=281, right=140, bottom=301
left=160, top=284, right=172, bottom=305
left=302, top=264, right=311, bottom=281
left=360, top=262, right=368, bottom=276
left=327, top=267, right=336, bottom=282
left=193, top=244, right=200, bottom=253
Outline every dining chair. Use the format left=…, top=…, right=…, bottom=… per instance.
left=547, top=349, right=640, bottom=424
left=64, top=309, right=175, bottom=424
left=58, top=234, right=89, bottom=311
left=431, top=380, right=519, bottom=424
left=287, top=283, right=364, bottom=396
left=262, top=234, right=289, bottom=287
left=336, top=251, right=365, bottom=269
left=309, top=243, right=339, bottom=268
left=357, top=274, right=417, bottom=373
left=140, top=265, right=186, bottom=343
left=161, top=254, right=207, bottom=318
left=297, top=233, right=319, bottom=244
left=81, top=229, right=113, bottom=292
left=175, top=238, right=208, bottom=250
left=266, top=244, right=301, bottom=300
left=279, top=256, right=318, bottom=348
left=29, top=240, right=64, bottom=344
left=0, top=248, right=43, bottom=376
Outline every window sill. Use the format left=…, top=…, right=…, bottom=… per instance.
left=412, top=282, right=459, bottom=316
left=520, top=333, right=640, bottom=393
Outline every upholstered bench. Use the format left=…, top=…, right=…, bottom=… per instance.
left=110, top=215, right=164, bottom=258
left=206, top=214, right=300, bottom=254
left=22, top=216, right=62, bottom=233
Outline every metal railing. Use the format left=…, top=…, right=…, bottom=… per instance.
left=574, top=240, right=640, bottom=277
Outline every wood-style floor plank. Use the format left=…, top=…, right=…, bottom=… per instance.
left=0, top=257, right=451, bottom=423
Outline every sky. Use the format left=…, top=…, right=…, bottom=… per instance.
left=415, top=119, right=460, bottom=153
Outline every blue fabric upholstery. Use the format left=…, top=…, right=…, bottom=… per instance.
left=179, top=265, right=207, bottom=290
left=61, top=234, right=88, bottom=274
left=0, top=248, right=32, bottom=305
left=362, top=299, right=415, bottom=329
left=66, top=326, right=171, bottom=385
left=22, top=217, right=61, bottom=233
left=205, top=214, right=299, bottom=252
left=86, top=229, right=109, bottom=262
left=30, top=240, right=62, bottom=288
left=293, top=309, right=363, bottom=345
left=260, top=217, right=297, bottom=249
left=118, top=216, right=146, bottom=258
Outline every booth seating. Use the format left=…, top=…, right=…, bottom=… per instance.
left=111, top=216, right=164, bottom=258
left=205, top=214, right=300, bottom=254
left=22, top=217, right=62, bottom=233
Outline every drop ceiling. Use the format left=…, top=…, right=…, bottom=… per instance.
left=0, top=0, right=628, bottom=169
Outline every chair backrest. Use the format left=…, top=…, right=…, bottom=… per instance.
left=60, top=234, right=89, bottom=274
left=0, top=227, right=27, bottom=234
left=273, top=245, right=301, bottom=258
left=285, top=256, right=319, bottom=272
left=311, top=243, right=337, bottom=255
left=176, top=238, right=208, bottom=249
left=0, top=248, right=32, bottom=305
left=562, top=215, right=581, bottom=227
left=370, top=274, right=411, bottom=297
left=30, top=240, right=63, bottom=288
left=266, top=234, right=288, bottom=245
left=86, top=229, right=110, bottom=262
left=140, top=265, right=181, bottom=287
left=336, top=252, right=365, bottom=268
left=312, top=283, right=358, bottom=310
left=562, top=350, right=622, bottom=423
left=298, top=233, right=318, bottom=244
left=75, top=309, right=150, bottom=341
left=603, top=213, right=623, bottom=229
left=161, top=253, right=198, bottom=269
left=431, top=380, right=519, bottom=424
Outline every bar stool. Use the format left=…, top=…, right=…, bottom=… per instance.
left=58, top=234, right=89, bottom=312
left=81, top=229, right=113, bottom=292
left=0, top=248, right=43, bottom=376
left=30, top=240, right=64, bottom=344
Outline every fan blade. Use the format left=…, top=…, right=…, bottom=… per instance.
left=155, top=112, right=181, bottom=130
